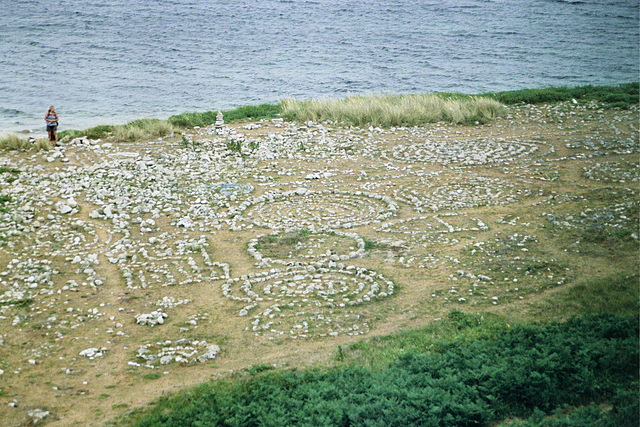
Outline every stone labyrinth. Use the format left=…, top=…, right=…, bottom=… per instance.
left=219, top=229, right=392, bottom=339
left=223, top=261, right=394, bottom=339
left=241, top=189, right=397, bottom=229
left=393, top=172, right=540, bottom=212
left=0, top=102, right=638, bottom=423
left=387, top=137, right=541, bottom=166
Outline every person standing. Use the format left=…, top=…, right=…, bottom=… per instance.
left=45, top=105, right=59, bottom=146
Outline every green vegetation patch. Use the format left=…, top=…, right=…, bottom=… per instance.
left=54, top=83, right=639, bottom=139
left=0, top=298, right=33, bottom=308
left=0, top=167, right=20, bottom=175
left=0, top=133, right=31, bottom=151
left=529, top=274, right=639, bottom=320
left=122, top=312, right=638, bottom=427
left=60, top=119, right=174, bottom=142
left=59, top=124, right=115, bottom=141
left=168, top=103, right=280, bottom=128
left=485, top=82, right=639, bottom=109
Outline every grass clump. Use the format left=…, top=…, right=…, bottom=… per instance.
left=280, top=93, right=506, bottom=127
left=1, top=133, right=53, bottom=152
left=112, top=119, right=175, bottom=142
left=60, top=119, right=174, bottom=143
left=59, top=124, right=115, bottom=141
left=0, top=133, right=31, bottom=151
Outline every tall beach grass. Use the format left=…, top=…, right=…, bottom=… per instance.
left=60, top=118, right=175, bottom=142
left=0, top=133, right=52, bottom=152
left=280, top=93, right=506, bottom=127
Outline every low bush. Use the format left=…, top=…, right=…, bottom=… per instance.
left=125, top=313, right=638, bottom=426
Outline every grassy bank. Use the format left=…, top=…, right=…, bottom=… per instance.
left=120, top=314, right=639, bottom=427
left=1, top=82, right=628, bottom=148
left=118, top=273, right=638, bottom=427
left=487, top=82, right=639, bottom=108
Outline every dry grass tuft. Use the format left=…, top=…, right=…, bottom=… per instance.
left=0, top=134, right=54, bottom=152
left=280, top=93, right=506, bottom=127
left=0, top=133, right=30, bottom=151
left=112, top=119, right=175, bottom=141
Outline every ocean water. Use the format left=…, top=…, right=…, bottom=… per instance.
left=1, top=0, right=638, bottom=135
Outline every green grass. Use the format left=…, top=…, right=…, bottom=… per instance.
left=0, top=167, right=20, bottom=174
left=254, top=230, right=309, bottom=258
left=114, top=270, right=638, bottom=426
left=0, top=133, right=28, bottom=150
left=0, top=298, right=33, bottom=308
left=142, top=373, right=161, bottom=381
left=60, top=118, right=175, bottom=142
left=168, top=103, right=280, bottom=128
left=528, top=274, right=639, bottom=320
left=0, top=133, right=53, bottom=151
left=485, top=82, right=639, bottom=108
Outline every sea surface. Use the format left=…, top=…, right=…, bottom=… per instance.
left=1, top=0, right=638, bottom=135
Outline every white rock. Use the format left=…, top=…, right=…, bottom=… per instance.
left=55, top=201, right=73, bottom=214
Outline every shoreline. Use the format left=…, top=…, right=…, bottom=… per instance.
left=2, top=83, right=638, bottom=139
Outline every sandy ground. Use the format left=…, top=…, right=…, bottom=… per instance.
left=0, top=102, right=637, bottom=426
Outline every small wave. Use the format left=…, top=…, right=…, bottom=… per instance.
left=0, top=108, right=28, bottom=117
left=544, top=0, right=586, bottom=4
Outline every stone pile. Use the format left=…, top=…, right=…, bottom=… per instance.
left=134, top=339, right=220, bottom=367
left=135, top=310, right=168, bottom=326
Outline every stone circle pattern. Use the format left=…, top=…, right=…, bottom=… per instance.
left=222, top=261, right=393, bottom=339
left=240, top=189, right=398, bottom=229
